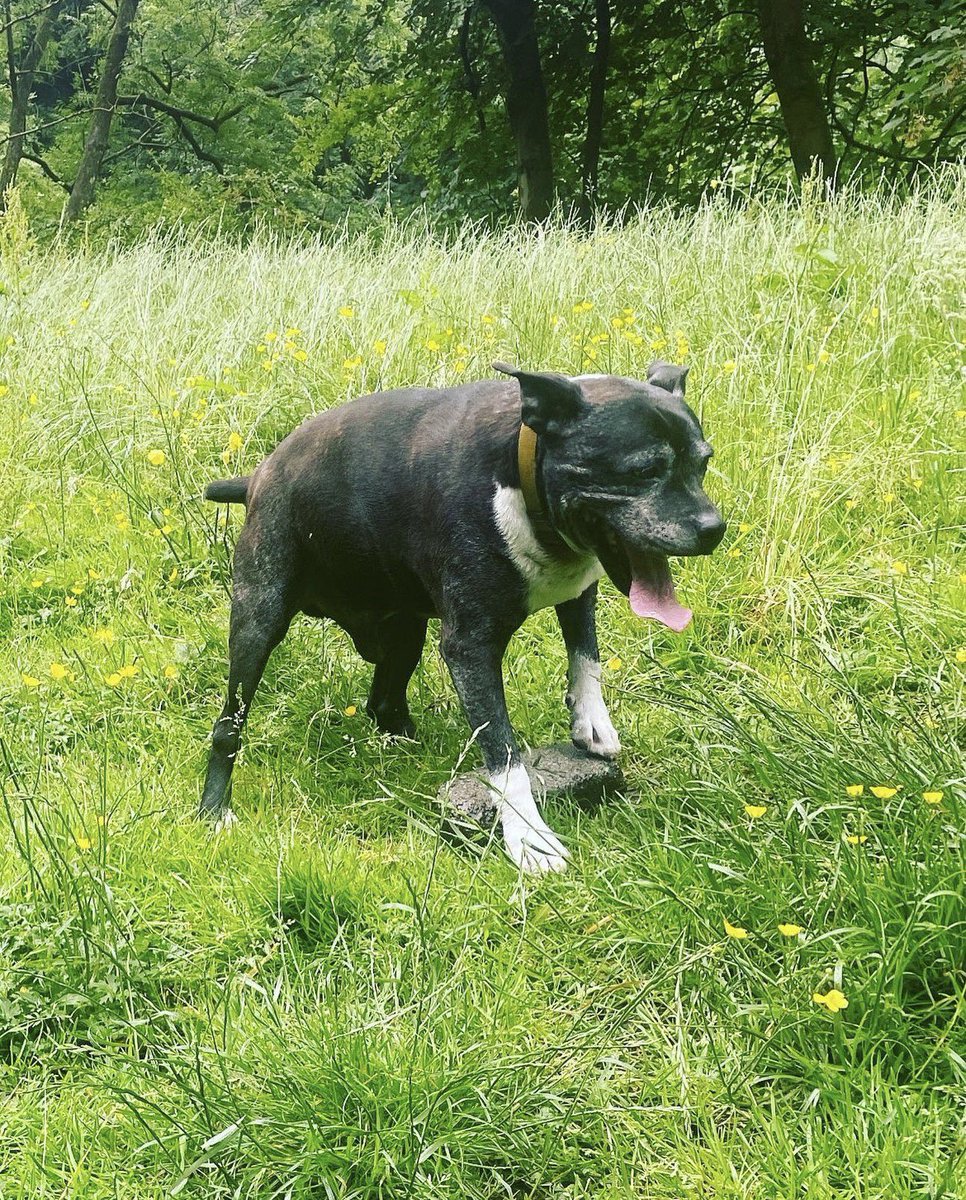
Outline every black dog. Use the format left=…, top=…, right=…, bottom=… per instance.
left=201, top=362, right=724, bottom=872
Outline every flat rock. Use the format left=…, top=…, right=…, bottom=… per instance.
left=440, top=742, right=625, bottom=827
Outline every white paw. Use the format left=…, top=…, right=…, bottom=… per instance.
left=213, top=808, right=238, bottom=833
left=571, top=713, right=621, bottom=759
left=503, top=820, right=570, bottom=874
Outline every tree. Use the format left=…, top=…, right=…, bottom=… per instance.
left=63, top=0, right=140, bottom=223
left=1, top=0, right=64, bottom=204
left=755, top=0, right=836, bottom=182
left=578, top=0, right=610, bottom=221
left=480, top=0, right=554, bottom=220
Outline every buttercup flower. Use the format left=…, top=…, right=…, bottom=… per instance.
left=890, top=561, right=908, bottom=576
left=845, top=833, right=867, bottom=845
left=75, top=835, right=92, bottom=851
left=22, top=673, right=40, bottom=688
left=744, top=804, right=767, bottom=819
left=49, top=662, right=71, bottom=680
left=146, top=449, right=166, bottom=466
left=605, top=656, right=622, bottom=671
left=922, top=790, right=943, bottom=805
left=163, top=664, right=179, bottom=680
left=870, top=786, right=897, bottom=799
left=846, top=784, right=864, bottom=797
left=338, top=306, right=355, bottom=319
left=344, top=705, right=357, bottom=716
left=778, top=923, right=803, bottom=937
left=724, top=919, right=748, bottom=939
left=813, top=989, right=848, bottom=1012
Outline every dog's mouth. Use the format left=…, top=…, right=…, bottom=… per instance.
left=597, top=528, right=692, bottom=632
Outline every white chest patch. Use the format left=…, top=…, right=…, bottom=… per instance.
left=492, top=485, right=604, bottom=613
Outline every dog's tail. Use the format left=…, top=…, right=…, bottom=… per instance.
left=204, top=476, right=251, bottom=504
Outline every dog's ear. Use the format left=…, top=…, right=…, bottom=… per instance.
left=493, top=361, right=586, bottom=434
left=647, top=360, right=689, bottom=397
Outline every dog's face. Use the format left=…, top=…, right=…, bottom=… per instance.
left=498, top=362, right=725, bottom=631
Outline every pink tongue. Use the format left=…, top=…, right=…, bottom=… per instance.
left=627, top=551, right=692, bottom=632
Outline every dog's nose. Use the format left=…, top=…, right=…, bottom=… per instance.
left=695, top=511, right=726, bottom=552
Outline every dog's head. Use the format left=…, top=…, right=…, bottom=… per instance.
left=496, top=362, right=725, bottom=631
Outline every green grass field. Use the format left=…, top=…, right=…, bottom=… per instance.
left=1, top=180, right=964, bottom=1198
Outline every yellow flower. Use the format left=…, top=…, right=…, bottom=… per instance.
left=813, top=989, right=848, bottom=1012
left=870, top=786, right=897, bottom=799
left=738, top=522, right=751, bottom=534
left=845, top=834, right=867, bottom=845
left=92, top=628, right=115, bottom=646
left=344, top=704, right=357, bottom=716
left=105, top=672, right=122, bottom=687
left=726, top=547, right=742, bottom=558
left=373, top=339, right=387, bottom=355
left=88, top=568, right=100, bottom=580
left=883, top=492, right=895, bottom=503
left=571, top=301, right=594, bottom=314
left=264, top=330, right=278, bottom=342
left=30, top=577, right=43, bottom=588
left=956, top=649, right=966, bottom=663
left=163, top=664, right=178, bottom=680
left=21, top=673, right=40, bottom=688
left=146, top=449, right=166, bottom=466
left=285, top=327, right=301, bottom=338
left=118, top=663, right=139, bottom=679
left=227, top=431, right=243, bottom=453
left=908, top=389, right=922, bottom=401
left=605, top=656, right=622, bottom=671
left=169, top=567, right=179, bottom=582
left=343, top=355, right=363, bottom=370
left=724, top=919, right=748, bottom=939
left=65, top=596, right=77, bottom=608
left=293, top=348, right=308, bottom=362
left=722, top=360, right=737, bottom=373
left=910, top=478, right=923, bottom=491
left=744, top=804, right=767, bottom=819
left=75, top=835, right=92, bottom=851
left=49, top=662, right=71, bottom=680
left=778, top=923, right=803, bottom=937
left=845, top=784, right=863, bottom=797
left=805, top=363, right=816, bottom=373
left=844, top=498, right=858, bottom=510
left=922, top=790, right=943, bottom=805
left=260, top=358, right=276, bottom=372
left=890, top=561, right=908, bottom=576
left=338, top=306, right=355, bottom=319
left=817, top=349, right=831, bottom=364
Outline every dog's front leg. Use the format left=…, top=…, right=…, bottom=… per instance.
left=441, top=622, right=569, bottom=874
left=556, top=584, right=621, bottom=759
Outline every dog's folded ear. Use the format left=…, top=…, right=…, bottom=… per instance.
left=647, top=360, right=689, bottom=397
left=493, top=361, right=586, bottom=435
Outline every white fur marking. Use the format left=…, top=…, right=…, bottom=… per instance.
left=488, top=762, right=569, bottom=874
left=567, top=653, right=621, bottom=758
left=492, top=486, right=603, bottom=613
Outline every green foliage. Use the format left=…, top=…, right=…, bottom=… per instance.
left=0, top=183, right=964, bottom=1195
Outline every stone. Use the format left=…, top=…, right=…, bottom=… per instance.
left=440, top=742, right=625, bottom=828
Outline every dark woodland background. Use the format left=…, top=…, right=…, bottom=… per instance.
left=2, top=0, right=964, bottom=237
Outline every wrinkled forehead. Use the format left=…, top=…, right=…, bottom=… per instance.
left=577, top=375, right=707, bottom=451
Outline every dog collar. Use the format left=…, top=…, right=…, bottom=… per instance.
left=517, top=424, right=579, bottom=558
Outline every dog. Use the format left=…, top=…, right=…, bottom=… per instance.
left=200, top=361, right=725, bottom=873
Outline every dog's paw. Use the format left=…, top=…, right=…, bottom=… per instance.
left=212, top=808, right=239, bottom=833
left=503, top=821, right=570, bottom=875
left=571, top=713, right=621, bottom=759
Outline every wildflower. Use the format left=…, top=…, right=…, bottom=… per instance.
left=805, top=363, right=817, bottom=373
left=778, top=923, right=803, bottom=937
left=49, top=662, right=71, bottom=680
left=738, top=522, right=751, bottom=534
left=228, top=432, right=243, bottom=453
left=870, top=786, right=897, bottom=799
left=922, top=790, right=943, bottom=805
left=373, top=339, right=387, bottom=355
left=956, top=649, right=966, bottom=663
left=890, top=561, right=908, bottom=576
left=481, top=314, right=495, bottom=324
left=724, top=919, right=748, bottom=939
left=75, top=835, right=92, bottom=851
left=722, top=360, right=737, bottom=373
left=64, top=596, right=77, bottom=608
left=146, top=449, right=166, bottom=466
left=118, top=663, right=139, bottom=679
left=425, top=340, right=441, bottom=352
left=163, top=664, right=179, bottom=680
left=285, top=327, right=300, bottom=338
left=813, top=989, right=848, bottom=1012
left=260, top=358, right=276, bottom=372
left=343, top=355, right=363, bottom=370
left=910, top=478, right=923, bottom=491
left=883, top=492, right=895, bottom=503
left=845, top=784, right=864, bottom=797
left=30, top=578, right=43, bottom=588
left=92, top=628, right=115, bottom=646
left=844, top=498, right=858, bottom=510
left=605, top=656, right=622, bottom=671
left=169, top=567, right=179, bottom=582
left=845, top=834, right=867, bottom=845
left=88, top=568, right=100, bottom=580
left=709, top=179, right=721, bottom=190
left=344, top=705, right=357, bottom=716
left=338, top=306, right=355, bottom=319
left=293, top=348, right=308, bottom=362
left=105, top=672, right=122, bottom=687
left=726, top=547, right=742, bottom=558
left=22, top=673, right=40, bottom=688
left=264, top=331, right=278, bottom=342
left=744, top=804, right=767, bottom=819
left=572, top=301, right=594, bottom=315
left=908, top=389, right=922, bottom=401
left=817, top=349, right=831, bottom=364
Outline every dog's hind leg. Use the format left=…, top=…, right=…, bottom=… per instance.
left=200, top=533, right=294, bottom=823
left=365, top=613, right=427, bottom=738
left=556, top=584, right=620, bottom=759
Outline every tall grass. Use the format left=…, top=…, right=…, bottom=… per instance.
left=0, top=178, right=963, bottom=1197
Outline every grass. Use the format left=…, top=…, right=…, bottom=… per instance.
left=0, top=178, right=964, bottom=1197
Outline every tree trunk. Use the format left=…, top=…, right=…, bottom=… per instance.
left=756, top=0, right=836, bottom=183
left=0, top=1, right=63, bottom=202
left=64, top=0, right=140, bottom=223
left=578, top=0, right=610, bottom=221
left=481, top=0, right=554, bottom=221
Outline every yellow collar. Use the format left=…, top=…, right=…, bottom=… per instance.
left=517, top=424, right=577, bottom=557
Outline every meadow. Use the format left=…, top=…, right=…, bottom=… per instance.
left=0, top=180, right=964, bottom=1198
